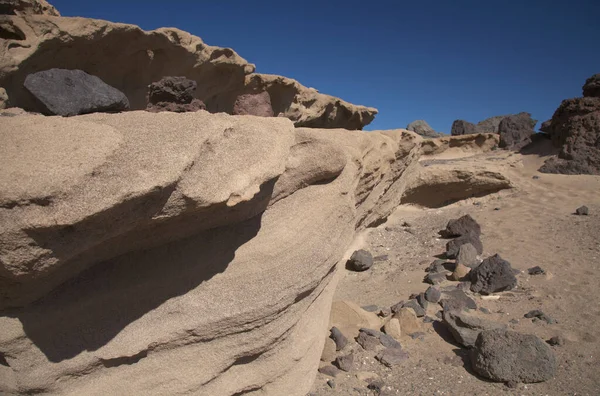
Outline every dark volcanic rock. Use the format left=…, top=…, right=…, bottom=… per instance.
left=446, top=232, right=483, bottom=259
left=539, top=93, right=600, bottom=175
left=330, top=327, right=348, bottom=351
left=456, top=243, right=479, bottom=268
left=470, top=254, right=517, bottom=294
left=471, top=329, right=556, bottom=383
left=540, top=119, right=552, bottom=133
left=357, top=329, right=380, bottom=351
left=476, top=115, right=507, bottom=133
left=443, top=311, right=506, bottom=348
left=424, top=286, right=441, bottom=303
left=233, top=91, right=274, bottom=117
left=525, top=310, right=556, bottom=324
left=406, top=120, right=440, bottom=137
left=583, top=73, right=600, bottom=97
left=439, top=289, right=477, bottom=312
left=146, top=76, right=206, bottom=113
left=425, top=259, right=447, bottom=273
left=318, top=365, right=341, bottom=377
left=376, top=347, right=409, bottom=367
left=424, top=271, right=448, bottom=285
left=497, top=112, right=537, bottom=150
left=394, top=299, right=425, bottom=317
left=346, top=249, right=374, bottom=272
left=148, top=76, right=196, bottom=104
left=528, top=266, right=545, bottom=275
left=547, top=336, right=565, bottom=346
left=451, top=119, right=478, bottom=136
left=575, top=205, right=589, bottom=215
left=334, top=352, right=354, bottom=372
left=24, top=68, right=129, bottom=116
left=444, top=214, right=481, bottom=237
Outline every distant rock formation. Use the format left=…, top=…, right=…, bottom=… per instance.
left=406, top=120, right=441, bottom=138
left=0, top=110, right=421, bottom=395
left=451, top=120, right=477, bottom=136
left=450, top=113, right=536, bottom=150
left=539, top=73, right=600, bottom=175
left=0, top=0, right=59, bottom=16
left=0, top=7, right=376, bottom=129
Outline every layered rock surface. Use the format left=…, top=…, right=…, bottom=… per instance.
left=0, top=12, right=376, bottom=129
left=0, top=111, right=421, bottom=395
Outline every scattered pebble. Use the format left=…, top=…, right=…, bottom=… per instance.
left=424, top=286, right=441, bottom=303
left=318, top=365, right=341, bottom=377
left=527, top=266, right=545, bottom=275
left=334, top=352, right=354, bottom=372
left=575, top=205, right=589, bottom=216
left=547, top=336, right=565, bottom=346
left=327, top=379, right=336, bottom=389
left=330, top=327, right=348, bottom=351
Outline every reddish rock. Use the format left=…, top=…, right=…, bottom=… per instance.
left=233, top=91, right=274, bottom=117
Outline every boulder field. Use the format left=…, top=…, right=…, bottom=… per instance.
left=0, top=110, right=421, bottom=395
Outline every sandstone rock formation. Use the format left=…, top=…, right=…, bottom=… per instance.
left=406, top=120, right=441, bottom=138
left=420, top=133, right=499, bottom=156
left=539, top=74, right=600, bottom=175
left=0, top=111, right=421, bottom=395
left=0, top=12, right=376, bottom=129
left=0, top=0, right=59, bottom=16
left=24, top=68, right=130, bottom=116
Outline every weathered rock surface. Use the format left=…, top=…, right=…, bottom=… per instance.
left=444, top=214, right=481, bottom=237
left=471, top=329, right=557, bottom=383
left=456, top=243, right=479, bottom=268
left=146, top=76, right=206, bottom=113
left=539, top=74, right=600, bottom=175
left=476, top=115, right=507, bottom=133
left=443, top=311, right=506, bottom=348
left=406, top=120, right=440, bottom=137
left=232, top=91, right=274, bottom=117
left=24, top=68, right=130, bottom=116
left=451, top=120, right=477, bottom=136
left=575, top=205, right=589, bottom=215
left=583, top=73, right=600, bottom=97
left=0, top=0, right=59, bottom=16
left=420, top=133, right=499, bottom=156
left=470, top=254, right=517, bottom=294
left=446, top=233, right=484, bottom=259
left=497, top=112, right=537, bottom=150
left=0, top=14, right=376, bottom=129
left=0, top=87, right=8, bottom=109
left=346, top=249, right=374, bottom=272
left=0, top=111, right=421, bottom=395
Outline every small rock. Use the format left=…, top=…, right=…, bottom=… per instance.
left=394, top=307, right=423, bottom=335
left=444, top=214, right=482, bottom=237
left=321, top=337, right=337, bottom=362
left=330, top=327, right=348, bottom=351
left=443, top=311, right=506, bottom=348
left=509, top=319, right=519, bottom=325
left=355, top=371, right=380, bottom=382
left=318, top=365, right=340, bottom=377
left=435, top=311, right=444, bottom=320
left=334, top=352, right=354, bottom=372
left=547, top=336, right=565, bottom=346
left=362, top=305, right=379, bottom=312
left=494, top=207, right=501, bottom=211
left=379, top=333, right=402, bottom=349
left=446, top=232, right=483, bottom=259
left=0, top=87, right=8, bottom=109
left=505, top=380, right=519, bottom=389
left=456, top=243, right=479, bottom=268
left=532, top=175, right=540, bottom=180
left=346, top=249, right=374, bottom=272
left=425, top=260, right=447, bottom=273
left=470, top=254, right=517, bottom=295
left=575, top=205, right=589, bottom=215
left=424, top=286, right=441, bottom=303
left=367, top=379, right=386, bottom=393
left=400, top=300, right=425, bottom=317
left=327, top=379, right=336, bottom=389
left=524, top=310, right=556, bottom=324
left=449, top=263, right=471, bottom=281
left=479, top=307, right=491, bottom=314
left=376, top=347, right=409, bottom=367
left=471, top=329, right=557, bottom=383
left=416, top=293, right=429, bottom=309
left=357, top=329, right=380, bottom=351
left=439, top=289, right=477, bottom=312
left=378, top=307, right=391, bottom=318
left=383, top=318, right=402, bottom=340
left=409, top=332, right=426, bottom=340
left=373, top=254, right=389, bottom=262
left=423, top=316, right=436, bottom=323
left=424, top=272, right=448, bottom=285
left=528, top=266, right=545, bottom=275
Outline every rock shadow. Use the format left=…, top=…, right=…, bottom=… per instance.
left=6, top=209, right=265, bottom=363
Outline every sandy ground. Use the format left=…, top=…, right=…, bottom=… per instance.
left=311, top=144, right=600, bottom=395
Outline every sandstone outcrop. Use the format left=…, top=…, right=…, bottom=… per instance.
left=0, top=13, right=376, bottom=128
left=420, top=133, right=499, bottom=156
left=539, top=74, right=600, bottom=175
left=0, top=0, right=59, bottom=16
left=0, top=111, right=420, bottom=395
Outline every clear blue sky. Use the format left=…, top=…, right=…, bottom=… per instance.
left=52, top=0, right=600, bottom=132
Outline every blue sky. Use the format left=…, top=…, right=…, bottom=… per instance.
left=52, top=0, right=600, bottom=132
